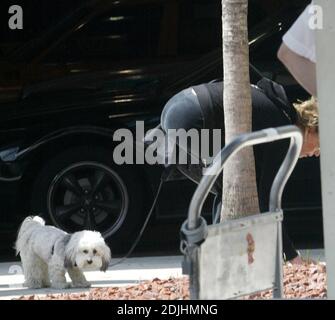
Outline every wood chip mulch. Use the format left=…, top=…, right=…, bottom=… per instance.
left=247, top=262, right=327, bottom=299
left=16, top=262, right=327, bottom=300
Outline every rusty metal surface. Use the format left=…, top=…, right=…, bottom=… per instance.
left=198, top=211, right=282, bottom=300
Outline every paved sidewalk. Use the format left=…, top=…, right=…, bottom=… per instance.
left=0, top=255, right=183, bottom=300
left=0, top=249, right=325, bottom=300
left=299, top=249, right=325, bottom=263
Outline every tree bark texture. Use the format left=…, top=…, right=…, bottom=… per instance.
left=221, top=0, right=260, bottom=220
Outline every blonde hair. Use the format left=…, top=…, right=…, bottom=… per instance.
left=293, top=97, right=319, bottom=133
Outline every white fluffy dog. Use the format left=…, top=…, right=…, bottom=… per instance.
left=15, top=216, right=111, bottom=289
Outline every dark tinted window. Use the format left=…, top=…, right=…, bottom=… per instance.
left=0, top=0, right=82, bottom=49
left=41, top=0, right=310, bottom=63
left=45, top=4, right=163, bottom=63
left=175, top=0, right=296, bottom=57
left=177, top=0, right=222, bottom=56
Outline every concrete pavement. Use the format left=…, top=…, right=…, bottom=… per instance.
left=0, top=249, right=325, bottom=300
left=299, top=249, right=325, bottom=263
left=0, top=255, right=183, bottom=300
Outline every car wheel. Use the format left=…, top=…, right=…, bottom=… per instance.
left=30, top=146, right=145, bottom=251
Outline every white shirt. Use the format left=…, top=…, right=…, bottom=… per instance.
left=282, top=3, right=316, bottom=63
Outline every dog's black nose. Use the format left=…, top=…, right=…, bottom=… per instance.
left=87, top=260, right=93, bottom=264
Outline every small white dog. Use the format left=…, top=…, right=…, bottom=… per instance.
left=15, top=216, right=111, bottom=289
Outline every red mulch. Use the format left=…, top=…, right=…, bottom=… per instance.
left=247, top=262, right=326, bottom=299
left=16, top=262, right=326, bottom=300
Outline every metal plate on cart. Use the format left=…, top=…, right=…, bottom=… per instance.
left=199, top=211, right=282, bottom=299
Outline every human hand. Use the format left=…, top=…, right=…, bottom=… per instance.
left=289, top=255, right=304, bottom=265
left=289, top=255, right=317, bottom=265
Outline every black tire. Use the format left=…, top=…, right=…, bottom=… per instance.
left=30, top=146, right=145, bottom=252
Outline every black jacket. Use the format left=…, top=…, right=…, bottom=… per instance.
left=159, top=78, right=299, bottom=260
left=195, top=79, right=298, bottom=260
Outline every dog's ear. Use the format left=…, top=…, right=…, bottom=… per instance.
left=64, top=256, right=73, bottom=269
left=100, top=244, right=111, bottom=272
left=63, top=234, right=76, bottom=269
left=100, top=258, right=108, bottom=272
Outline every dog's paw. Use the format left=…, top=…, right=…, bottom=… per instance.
left=51, top=282, right=70, bottom=289
left=72, top=281, right=91, bottom=288
left=42, top=282, right=51, bottom=288
left=24, top=281, right=44, bottom=289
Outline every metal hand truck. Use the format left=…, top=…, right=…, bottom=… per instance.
left=180, top=125, right=303, bottom=299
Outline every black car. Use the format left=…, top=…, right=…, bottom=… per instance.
left=0, top=0, right=321, bottom=252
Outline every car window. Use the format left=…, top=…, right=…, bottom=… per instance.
left=43, top=4, right=164, bottom=63
left=175, top=0, right=289, bottom=58
left=177, top=0, right=222, bottom=57
left=39, top=0, right=309, bottom=66
left=0, top=0, right=82, bottom=55
left=42, top=0, right=287, bottom=64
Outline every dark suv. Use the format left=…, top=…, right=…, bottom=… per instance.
left=0, top=0, right=321, bottom=251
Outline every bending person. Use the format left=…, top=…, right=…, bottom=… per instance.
left=160, top=79, right=319, bottom=264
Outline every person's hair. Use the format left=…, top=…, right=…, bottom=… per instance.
left=293, top=97, right=319, bottom=133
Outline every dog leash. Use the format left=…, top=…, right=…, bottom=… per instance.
left=108, top=167, right=174, bottom=268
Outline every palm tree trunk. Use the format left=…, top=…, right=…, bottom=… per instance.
left=221, top=0, right=260, bottom=220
